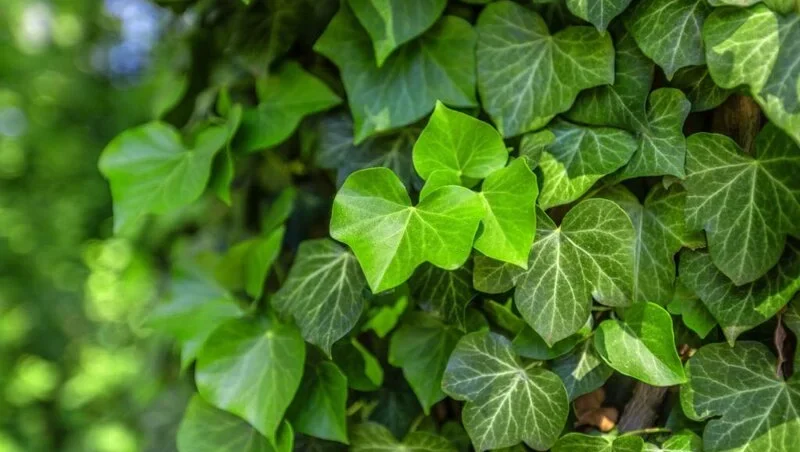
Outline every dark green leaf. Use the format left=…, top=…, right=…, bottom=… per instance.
left=287, top=361, right=349, bottom=444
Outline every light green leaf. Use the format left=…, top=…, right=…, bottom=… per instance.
left=645, top=430, right=702, bottom=452
left=669, top=66, right=733, bottom=112
left=330, top=167, right=484, bottom=293
left=409, top=262, right=473, bottom=329
left=412, top=101, right=507, bottom=182
left=475, top=159, right=538, bottom=268
left=195, top=316, right=305, bottom=442
left=441, top=331, right=568, bottom=451
left=237, top=62, right=341, bottom=152
left=704, top=4, right=800, bottom=144
left=332, top=338, right=383, bottom=392
left=315, top=4, right=477, bottom=143
left=473, top=253, right=525, bottom=294
left=566, top=0, right=634, bottom=31
left=99, top=122, right=228, bottom=233
left=215, top=227, right=285, bottom=300
left=347, top=0, right=447, bottom=67
left=286, top=361, right=349, bottom=444
left=678, top=242, right=800, bottom=344
left=684, top=125, right=800, bottom=285
left=482, top=299, right=527, bottom=335
left=388, top=312, right=461, bottom=414
left=667, top=282, right=717, bottom=339
left=624, top=0, right=712, bottom=79
left=537, top=119, right=637, bottom=209
left=552, top=433, right=644, bottom=452
left=595, top=302, right=686, bottom=386
left=552, top=339, right=613, bottom=401
left=177, top=396, right=292, bottom=452
left=419, top=170, right=463, bottom=200
left=520, top=129, right=556, bottom=168
left=516, top=199, right=635, bottom=345
left=272, top=239, right=367, bottom=356
left=476, top=1, right=614, bottom=137
left=682, top=342, right=800, bottom=452
left=707, top=0, right=796, bottom=13
left=350, top=423, right=456, bottom=452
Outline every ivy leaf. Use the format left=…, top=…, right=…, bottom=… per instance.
left=314, top=3, right=477, bottom=143
left=552, top=433, right=644, bottom=452
left=476, top=1, right=614, bottom=138
left=388, top=312, right=461, bottom=414
left=565, top=0, right=634, bottom=32
left=678, top=243, right=800, bottom=344
left=331, top=338, right=384, bottom=392
left=552, top=339, right=613, bottom=401
left=215, top=226, right=285, bottom=300
left=330, top=167, right=484, bottom=293
left=177, top=396, right=293, bottom=452
left=624, top=0, right=712, bottom=79
left=595, top=302, right=686, bottom=386
left=409, top=262, right=474, bottom=329
left=704, top=4, right=800, bottom=145
left=684, top=125, right=800, bottom=285
left=361, top=285, right=410, bottom=338
left=565, top=29, right=654, bottom=133
left=537, top=119, right=637, bottom=209
left=272, top=239, right=368, bottom=355
left=350, top=423, right=456, bottom=452
left=412, top=101, right=508, bottom=183
left=195, top=316, right=305, bottom=442
left=475, top=159, right=538, bottom=268
left=666, top=282, right=717, bottom=339
left=347, top=0, right=447, bottom=67
left=513, top=321, right=590, bottom=361
left=286, top=361, right=349, bottom=444
left=669, top=66, right=733, bottom=112
left=646, top=430, right=702, bottom=452
left=682, top=342, right=800, bottom=452
left=237, top=62, right=341, bottom=153
left=99, top=122, right=228, bottom=232
left=208, top=104, right=243, bottom=205
left=516, top=199, right=635, bottom=345
left=473, top=253, right=525, bottom=294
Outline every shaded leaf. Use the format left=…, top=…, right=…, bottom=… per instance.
left=350, top=423, right=456, bottom=452
left=409, top=262, right=474, bottom=329
left=670, top=66, right=733, bottom=112
left=287, top=361, right=349, bottom=444
left=552, top=339, right=613, bottom=401
left=473, top=253, right=525, bottom=294
left=667, top=282, right=717, bottom=339
left=566, top=0, right=634, bottom=31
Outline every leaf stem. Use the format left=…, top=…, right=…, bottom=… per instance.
left=620, top=427, right=671, bottom=437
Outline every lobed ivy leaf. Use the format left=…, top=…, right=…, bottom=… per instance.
left=409, top=262, right=474, bottom=329
left=667, top=282, right=717, bottom=339
left=552, top=339, right=613, bottom=401
left=684, top=125, right=800, bottom=285
left=682, top=342, right=800, bottom=452
left=551, top=433, right=644, bottom=452
left=670, top=66, right=733, bottom=112
left=595, top=302, right=686, bottom=386
left=516, top=199, right=635, bottom=345
left=476, top=1, right=614, bottom=138
left=215, top=226, right=285, bottom=300
left=332, top=338, right=384, bottom=392
left=566, top=0, right=634, bottom=32
left=286, top=361, right=349, bottom=444
left=350, top=422, right=456, bottom=452
left=513, top=319, right=591, bottom=361
left=272, top=239, right=368, bottom=356
left=314, top=3, right=477, bottom=143
left=330, top=167, right=484, bottom=293
left=442, top=331, right=568, bottom=451
left=195, top=316, right=305, bottom=442
left=472, top=253, right=525, bottom=294
left=645, top=430, right=703, bottom=452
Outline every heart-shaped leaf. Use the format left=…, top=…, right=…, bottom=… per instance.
left=552, top=339, right=613, bottom=401
left=286, top=361, right=349, bottom=444
left=552, top=433, right=644, bottom=452
left=409, top=262, right=474, bottom=329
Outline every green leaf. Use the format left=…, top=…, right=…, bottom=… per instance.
left=412, top=101, right=507, bottom=182
left=552, top=433, right=644, bottom=452
left=646, top=430, right=702, bottom=452
left=684, top=125, right=800, bottom=285
left=261, top=187, right=296, bottom=234
left=350, top=423, right=456, bottom=452
left=347, top=0, right=447, bottom=67
left=666, top=282, right=717, bottom=339
left=476, top=1, right=614, bottom=137
left=597, top=184, right=703, bottom=306
left=419, top=170, right=463, bottom=200
left=330, top=167, right=484, bottom=293
left=99, top=122, right=228, bottom=233
left=314, top=3, right=477, bottom=143
left=272, top=239, right=368, bottom=355
left=361, top=285, right=410, bottom=338
left=552, top=339, right=613, bottom=401
left=537, top=120, right=638, bottom=209
left=565, top=28, right=654, bottom=133
left=237, top=62, right=340, bottom=153
left=177, top=396, right=292, bottom=452
left=473, top=253, right=525, bottom=294
left=516, top=199, right=635, bottom=345
left=388, top=312, right=461, bottom=414
left=624, top=0, right=712, bottom=79
left=195, top=316, right=305, bottom=442
left=482, top=299, right=527, bottom=335
left=520, top=129, right=556, bottom=168
left=566, top=0, right=634, bottom=31
left=331, top=338, right=384, bottom=392
left=208, top=104, right=243, bottom=205
left=513, top=319, right=591, bottom=361
left=682, top=342, right=800, bottom=452
left=786, top=295, right=800, bottom=370
left=286, top=361, right=349, bottom=444
left=669, top=66, right=733, bottom=112
left=704, top=4, right=800, bottom=145
left=595, top=302, right=686, bottom=386
left=441, top=331, right=568, bottom=451
left=409, top=262, right=474, bottom=329
left=678, top=243, right=800, bottom=344
left=215, top=227, right=285, bottom=300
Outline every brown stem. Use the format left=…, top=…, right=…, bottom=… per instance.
left=711, top=94, right=762, bottom=154
left=617, top=383, right=668, bottom=432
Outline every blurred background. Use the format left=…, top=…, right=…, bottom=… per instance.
left=0, top=1, right=193, bottom=450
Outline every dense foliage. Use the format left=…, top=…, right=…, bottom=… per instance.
left=98, top=0, right=800, bottom=451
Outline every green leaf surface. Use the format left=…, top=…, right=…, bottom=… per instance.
left=315, top=4, right=477, bottom=143
left=208, top=104, right=243, bottom=205
left=645, top=430, right=702, bottom=452
left=566, top=0, right=634, bottom=31
left=516, top=199, right=635, bottom=345
left=361, top=285, right=410, bottom=338
left=272, top=239, right=368, bottom=355
left=472, top=253, right=525, bottom=294
left=684, top=125, right=800, bottom=285
left=99, top=121, right=228, bottom=232
left=195, top=316, right=305, bottom=441
left=552, top=339, right=613, bottom=401
left=330, top=167, right=484, bottom=293
left=476, top=1, right=614, bottom=137
left=350, top=423, right=456, bottom=452
left=215, top=226, right=285, bottom=300
left=669, top=66, right=733, bottom=112
left=682, top=342, right=800, bottom=452
left=237, top=62, right=341, bottom=152
left=595, top=302, right=686, bottom=386
left=667, top=282, right=717, bottom=339
left=331, top=338, right=384, bottom=392
left=286, top=361, right=349, bottom=444
left=442, top=331, right=568, bottom=451
left=513, top=321, right=589, bottom=361
left=409, top=262, right=474, bottom=329
left=552, top=433, right=644, bottom=452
